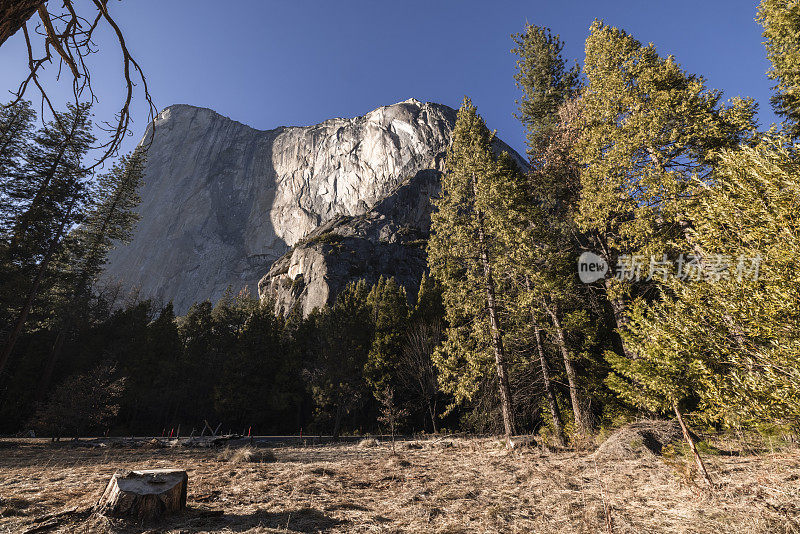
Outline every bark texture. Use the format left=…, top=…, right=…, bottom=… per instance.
left=96, top=469, right=188, bottom=521
left=0, top=0, right=42, bottom=47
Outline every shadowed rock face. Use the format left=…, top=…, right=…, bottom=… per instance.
left=103, top=99, right=462, bottom=313
left=259, top=169, right=441, bottom=317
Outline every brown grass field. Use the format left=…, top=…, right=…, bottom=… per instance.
left=1, top=436, right=799, bottom=533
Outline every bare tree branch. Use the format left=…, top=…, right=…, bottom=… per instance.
left=3, top=0, right=156, bottom=168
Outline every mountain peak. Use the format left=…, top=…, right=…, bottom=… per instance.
left=107, top=101, right=524, bottom=313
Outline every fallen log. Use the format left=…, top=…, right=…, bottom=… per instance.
left=180, top=434, right=243, bottom=448
left=96, top=469, right=187, bottom=521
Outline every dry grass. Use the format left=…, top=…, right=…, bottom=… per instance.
left=218, top=446, right=277, bottom=465
left=0, top=437, right=799, bottom=533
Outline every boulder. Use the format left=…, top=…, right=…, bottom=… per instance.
left=96, top=469, right=187, bottom=521
left=593, top=419, right=693, bottom=460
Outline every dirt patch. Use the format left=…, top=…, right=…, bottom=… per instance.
left=593, top=419, right=689, bottom=460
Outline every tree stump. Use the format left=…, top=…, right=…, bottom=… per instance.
left=96, top=469, right=187, bottom=521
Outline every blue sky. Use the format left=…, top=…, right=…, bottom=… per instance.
left=0, top=0, right=776, bottom=157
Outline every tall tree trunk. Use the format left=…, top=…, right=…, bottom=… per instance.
left=0, top=194, right=77, bottom=376
left=525, top=276, right=566, bottom=446
left=471, top=172, right=515, bottom=441
left=0, top=0, right=43, bottom=47
left=534, top=325, right=566, bottom=447
left=673, top=401, right=713, bottom=488
left=544, top=300, right=590, bottom=436
left=475, top=216, right=515, bottom=440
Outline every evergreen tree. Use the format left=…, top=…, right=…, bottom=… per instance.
left=37, top=149, right=145, bottom=399
left=510, top=24, right=600, bottom=439
left=364, top=277, right=409, bottom=398
left=612, top=136, right=800, bottom=432
left=0, top=100, right=36, bottom=240
left=176, top=300, right=219, bottom=423
left=512, top=24, right=580, bottom=159
left=138, top=303, right=183, bottom=431
left=576, top=21, right=757, bottom=335
left=428, top=97, right=519, bottom=440
left=0, top=102, right=95, bottom=377
left=758, top=0, right=800, bottom=139
left=410, top=272, right=445, bottom=327
left=308, top=280, right=374, bottom=438
left=215, top=303, right=300, bottom=432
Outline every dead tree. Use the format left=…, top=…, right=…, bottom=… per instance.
left=400, top=322, right=442, bottom=433
left=1, top=0, right=155, bottom=167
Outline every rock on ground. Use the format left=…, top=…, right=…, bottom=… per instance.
left=593, top=419, right=692, bottom=460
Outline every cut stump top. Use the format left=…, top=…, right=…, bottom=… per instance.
left=115, top=469, right=188, bottom=495
left=96, top=468, right=188, bottom=522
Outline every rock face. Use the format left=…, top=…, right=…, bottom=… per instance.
left=104, top=99, right=524, bottom=313
left=259, top=169, right=440, bottom=317
left=258, top=147, right=526, bottom=316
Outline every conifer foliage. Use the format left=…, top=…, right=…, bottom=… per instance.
left=428, top=98, right=521, bottom=440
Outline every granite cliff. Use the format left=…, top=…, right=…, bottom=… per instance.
left=103, top=99, right=524, bottom=313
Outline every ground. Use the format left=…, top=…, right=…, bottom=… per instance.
left=0, top=436, right=799, bottom=533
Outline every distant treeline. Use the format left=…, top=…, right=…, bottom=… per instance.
left=0, top=274, right=457, bottom=437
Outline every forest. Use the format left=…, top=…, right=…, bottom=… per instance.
left=1, top=1, right=798, bottom=486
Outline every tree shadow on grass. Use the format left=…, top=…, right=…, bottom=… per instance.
left=183, top=507, right=346, bottom=533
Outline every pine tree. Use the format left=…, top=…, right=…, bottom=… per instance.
left=606, top=297, right=716, bottom=486
left=428, top=97, right=518, bottom=440
left=37, top=149, right=145, bottom=399
left=176, top=300, right=219, bottom=423
left=0, top=103, right=95, bottom=377
left=140, top=303, right=183, bottom=431
left=510, top=24, right=597, bottom=439
left=758, top=0, right=800, bottom=139
left=364, top=277, right=409, bottom=398
left=215, top=302, right=299, bottom=432
left=410, top=272, right=445, bottom=327
left=576, top=21, right=757, bottom=333
left=308, top=280, right=374, bottom=438
left=613, top=136, right=800, bottom=432
left=512, top=24, right=580, bottom=159
left=0, top=100, right=36, bottom=240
